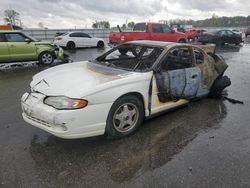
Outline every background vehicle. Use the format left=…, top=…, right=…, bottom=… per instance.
left=170, top=24, right=186, bottom=33
left=0, top=25, right=12, bottom=30
left=185, top=29, right=206, bottom=40
left=197, top=29, right=242, bottom=45
left=230, top=29, right=242, bottom=36
left=245, top=27, right=250, bottom=37
left=21, top=41, right=230, bottom=139
left=0, top=31, right=64, bottom=65
left=53, top=32, right=105, bottom=49
left=109, top=22, right=187, bottom=45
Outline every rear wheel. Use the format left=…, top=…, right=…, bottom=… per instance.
left=97, top=41, right=104, bottom=48
left=66, top=41, right=75, bottom=49
left=39, top=51, right=54, bottom=65
left=105, top=95, right=144, bottom=139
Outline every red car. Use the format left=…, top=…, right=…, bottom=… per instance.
left=109, top=22, right=187, bottom=45
left=245, top=27, right=250, bottom=37
left=185, top=29, right=206, bottom=40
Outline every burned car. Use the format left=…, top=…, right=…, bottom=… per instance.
left=21, top=40, right=230, bottom=139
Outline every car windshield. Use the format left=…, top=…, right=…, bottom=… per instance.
left=94, top=44, right=163, bottom=72
left=22, top=33, right=40, bottom=42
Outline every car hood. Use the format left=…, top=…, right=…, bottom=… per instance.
left=33, top=41, right=53, bottom=46
left=30, top=61, right=139, bottom=98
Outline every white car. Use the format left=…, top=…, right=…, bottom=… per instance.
left=21, top=41, right=230, bottom=139
left=53, top=32, right=105, bottom=49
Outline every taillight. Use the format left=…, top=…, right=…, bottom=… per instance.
left=56, top=37, right=63, bottom=40
left=120, top=35, right=125, bottom=42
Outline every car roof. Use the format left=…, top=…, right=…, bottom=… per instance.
left=126, top=40, right=189, bottom=48
left=0, top=30, right=23, bottom=33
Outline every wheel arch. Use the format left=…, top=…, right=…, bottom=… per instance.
left=113, top=92, right=146, bottom=118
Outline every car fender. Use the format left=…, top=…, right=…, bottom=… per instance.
left=83, top=72, right=153, bottom=116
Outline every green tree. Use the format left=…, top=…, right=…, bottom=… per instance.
left=92, top=21, right=110, bottom=29
left=121, top=24, right=126, bottom=29
left=4, top=9, right=20, bottom=26
left=127, top=21, right=135, bottom=28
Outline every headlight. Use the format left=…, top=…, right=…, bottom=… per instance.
left=44, top=96, right=88, bottom=110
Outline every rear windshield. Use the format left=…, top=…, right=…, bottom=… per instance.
left=133, top=23, right=147, bottom=32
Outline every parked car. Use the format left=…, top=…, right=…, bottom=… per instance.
left=0, top=31, right=65, bottom=65
left=53, top=32, right=105, bottom=49
left=109, top=22, right=187, bottom=45
left=197, top=29, right=242, bottom=45
left=245, top=27, right=250, bottom=37
left=185, top=29, right=206, bottom=40
left=230, top=29, right=242, bottom=36
left=21, top=40, right=230, bottom=139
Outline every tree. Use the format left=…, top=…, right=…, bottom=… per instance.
left=127, top=21, right=135, bottom=28
left=38, top=22, right=44, bottom=29
left=121, top=24, right=126, bottom=29
left=247, top=15, right=250, bottom=26
left=4, top=9, right=20, bottom=26
left=92, top=21, right=110, bottom=29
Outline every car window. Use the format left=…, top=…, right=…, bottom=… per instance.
left=5, top=33, right=26, bottom=42
left=218, top=30, right=227, bottom=36
left=0, top=34, right=5, bottom=42
left=161, top=47, right=193, bottom=71
left=194, top=48, right=204, bottom=65
left=226, top=30, right=234, bottom=36
left=162, top=24, right=172, bottom=33
left=69, top=32, right=82, bottom=37
left=133, top=23, right=147, bottom=32
left=96, top=44, right=163, bottom=72
left=80, top=33, right=91, bottom=38
left=152, top=24, right=163, bottom=33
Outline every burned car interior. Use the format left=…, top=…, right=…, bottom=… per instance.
left=96, top=44, right=163, bottom=71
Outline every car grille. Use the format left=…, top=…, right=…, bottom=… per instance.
left=25, top=113, right=51, bottom=128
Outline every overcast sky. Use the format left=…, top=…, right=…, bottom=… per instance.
left=0, top=0, right=249, bottom=28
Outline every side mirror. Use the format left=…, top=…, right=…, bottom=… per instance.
left=171, top=29, right=175, bottom=34
left=25, top=38, right=31, bottom=43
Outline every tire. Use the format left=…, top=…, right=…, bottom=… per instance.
left=209, top=76, right=231, bottom=98
left=97, top=41, right=104, bottom=48
left=66, top=41, right=75, bottom=49
left=235, top=40, right=240, bottom=45
left=105, top=95, right=144, bottom=139
left=178, top=39, right=187, bottom=43
left=118, top=48, right=129, bottom=55
left=39, top=51, right=54, bottom=65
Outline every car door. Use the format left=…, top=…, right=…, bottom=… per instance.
left=226, top=30, right=238, bottom=44
left=154, top=46, right=201, bottom=102
left=151, top=23, right=175, bottom=42
left=69, top=32, right=83, bottom=47
left=0, top=33, right=10, bottom=63
left=5, top=33, right=37, bottom=62
left=80, top=33, right=94, bottom=47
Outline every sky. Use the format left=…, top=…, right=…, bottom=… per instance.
left=0, top=0, right=249, bottom=29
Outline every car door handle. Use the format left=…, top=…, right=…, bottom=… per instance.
left=9, top=45, right=16, bottom=48
left=192, top=74, right=198, bottom=79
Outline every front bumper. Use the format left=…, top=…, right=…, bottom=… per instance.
left=53, top=45, right=65, bottom=61
left=21, top=92, right=112, bottom=139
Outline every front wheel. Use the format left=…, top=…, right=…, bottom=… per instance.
left=97, top=41, right=104, bottom=48
left=105, top=95, right=144, bottom=139
left=39, top=51, right=54, bottom=65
